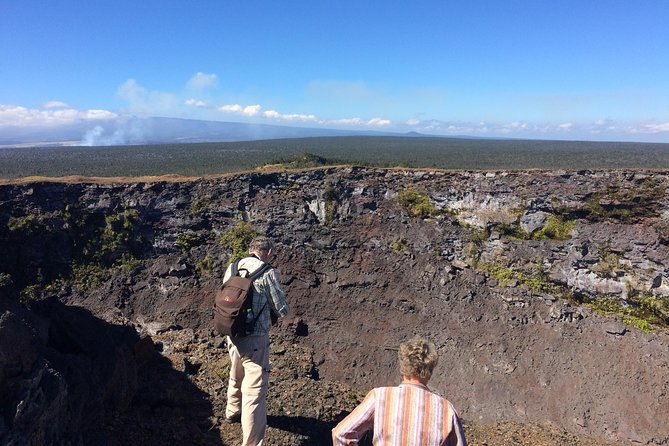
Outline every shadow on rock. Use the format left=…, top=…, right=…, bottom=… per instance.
left=268, top=413, right=372, bottom=446
left=0, top=296, right=223, bottom=446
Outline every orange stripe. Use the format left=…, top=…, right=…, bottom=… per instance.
left=400, top=386, right=412, bottom=445
left=421, top=393, right=432, bottom=444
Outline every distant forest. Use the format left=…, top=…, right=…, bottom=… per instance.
left=2, top=136, right=669, bottom=179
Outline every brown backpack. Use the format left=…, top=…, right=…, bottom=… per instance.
left=213, top=259, right=271, bottom=337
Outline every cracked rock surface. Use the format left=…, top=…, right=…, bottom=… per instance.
left=1, top=168, right=668, bottom=445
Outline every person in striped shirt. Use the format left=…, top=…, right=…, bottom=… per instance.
left=332, top=336, right=467, bottom=446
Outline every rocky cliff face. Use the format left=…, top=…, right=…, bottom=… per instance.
left=1, top=167, right=668, bottom=445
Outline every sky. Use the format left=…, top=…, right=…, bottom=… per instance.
left=1, top=0, right=669, bottom=143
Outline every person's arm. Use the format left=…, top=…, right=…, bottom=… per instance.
left=222, top=263, right=233, bottom=282
left=264, top=268, right=289, bottom=317
left=332, top=390, right=375, bottom=446
left=445, top=403, right=467, bottom=446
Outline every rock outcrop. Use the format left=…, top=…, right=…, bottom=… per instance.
left=1, top=167, right=668, bottom=445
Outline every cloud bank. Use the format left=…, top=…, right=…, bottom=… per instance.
left=2, top=72, right=669, bottom=143
left=0, top=104, right=117, bottom=127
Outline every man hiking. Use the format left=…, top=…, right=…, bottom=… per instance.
left=222, top=236, right=289, bottom=446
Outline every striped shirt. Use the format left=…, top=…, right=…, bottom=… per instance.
left=223, top=256, right=289, bottom=336
left=332, top=383, right=467, bottom=446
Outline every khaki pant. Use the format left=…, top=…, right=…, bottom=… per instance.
left=226, top=335, right=270, bottom=446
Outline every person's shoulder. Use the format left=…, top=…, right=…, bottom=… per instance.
left=239, top=256, right=265, bottom=270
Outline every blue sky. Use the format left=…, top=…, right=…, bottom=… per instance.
left=1, top=0, right=668, bottom=142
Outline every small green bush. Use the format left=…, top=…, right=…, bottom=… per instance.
left=586, top=294, right=668, bottom=333
left=99, top=209, right=141, bottom=257
left=496, top=223, right=530, bottom=240
left=196, top=256, right=214, bottom=278
left=533, top=215, right=575, bottom=240
left=7, top=214, right=48, bottom=235
left=219, top=221, right=259, bottom=263
left=20, top=285, right=40, bottom=303
left=118, top=253, right=142, bottom=272
left=482, top=263, right=560, bottom=295
left=0, top=272, right=12, bottom=288
left=190, top=196, right=211, bottom=216
left=176, top=232, right=203, bottom=251
left=390, top=236, right=408, bottom=253
left=71, top=263, right=109, bottom=292
left=397, top=188, right=436, bottom=219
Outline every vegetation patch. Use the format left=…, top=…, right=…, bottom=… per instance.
left=189, top=195, right=211, bottom=216
left=196, top=256, right=214, bottom=278
left=71, top=263, right=110, bottom=292
left=397, top=187, right=436, bottom=219
left=585, top=294, right=669, bottom=333
left=0, top=272, right=12, bottom=288
left=481, top=262, right=564, bottom=296
left=567, top=179, right=667, bottom=223
left=390, top=236, right=408, bottom=253
left=323, top=181, right=345, bottom=225
left=7, top=213, right=50, bottom=235
left=176, top=232, right=204, bottom=252
left=258, top=152, right=348, bottom=170
left=19, top=285, right=40, bottom=304
left=495, top=223, right=530, bottom=240
left=533, top=215, right=575, bottom=240
left=219, top=221, right=259, bottom=263
left=95, top=208, right=143, bottom=262
left=118, top=253, right=142, bottom=272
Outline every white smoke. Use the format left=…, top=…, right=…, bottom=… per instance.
left=80, top=118, right=147, bottom=146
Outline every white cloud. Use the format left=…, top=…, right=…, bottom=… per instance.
left=217, top=104, right=262, bottom=116
left=218, top=104, right=242, bottom=113
left=217, top=104, right=263, bottom=117
left=0, top=104, right=118, bottom=127
left=186, top=72, right=218, bottom=90
left=242, top=105, right=261, bottom=116
left=559, top=122, right=573, bottom=129
left=406, top=117, right=420, bottom=126
left=84, top=109, right=118, bottom=120
left=328, top=118, right=364, bottom=126
left=368, top=117, right=391, bottom=127
left=640, top=122, right=669, bottom=133
left=266, top=111, right=318, bottom=122
left=42, top=101, right=70, bottom=109
left=185, top=98, right=207, bottom=107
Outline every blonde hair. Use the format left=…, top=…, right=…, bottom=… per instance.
left=398, top=336, right=438, bottom=381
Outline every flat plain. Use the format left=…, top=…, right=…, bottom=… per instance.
left=2, top=136, right=669, bottom=179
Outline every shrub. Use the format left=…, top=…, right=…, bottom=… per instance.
left=586, top=293, right=668, bottom=333
left=0, top=272, right=12, bottom=288
left=118, top=253, right=142, bottom=272
left=390, top=236, right=408, bottom=253
left=44, top=278, right=65, bottom=294
left=99, top=208, right=141, bottom=258
left=19, top=285, right=40, bottom=304
left=71, top=263, right=109, bottom=292
left=7, top=213, right=49, bottom=235
left=482, top=263, right=560, bottom=295
left=176, top=232, right=203, bottom=252
left=219, top=221, right=259, bottom=263
left=397, top=188, right=435, bottom=219
left=533, top=215, right=575, bottom=240
left=190, top=195, right=211, bottom=216
left=196, top=256, right=214, bottom=278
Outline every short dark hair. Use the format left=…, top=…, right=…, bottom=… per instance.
left=249, top=236, right=274, bottom=253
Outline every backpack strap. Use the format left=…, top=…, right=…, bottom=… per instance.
left=230, top=259, right=240, bottom=277
left=241, top=261, right=272, bottom=282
